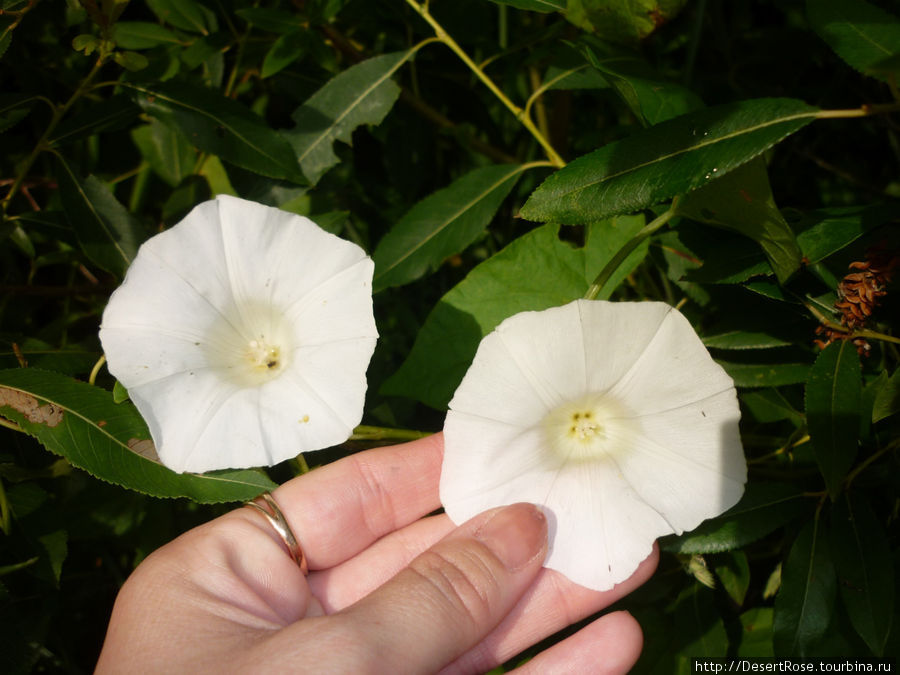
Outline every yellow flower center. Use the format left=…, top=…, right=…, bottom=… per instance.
left=541, top=393, right=633, bottom=463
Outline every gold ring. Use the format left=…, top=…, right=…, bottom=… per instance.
left=244, top=492, right=309, bottom=575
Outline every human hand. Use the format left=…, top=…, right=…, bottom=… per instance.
left=96, top=434, right=658, bottom=673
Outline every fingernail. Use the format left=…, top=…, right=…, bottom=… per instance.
left=475, top=503, right=547, bottom=571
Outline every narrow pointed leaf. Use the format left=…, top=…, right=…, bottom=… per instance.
left=0, top=369, right=276, bottom=503
left=805, top=341, right=861, bottom=498
left=872, top=369, right=900, bottom=423
left=807, top=0, right=900, bottom=80
left=56, top=157, right=146, bottom=278
left=830, top=495, right=894, bottom=655
left=676, top=159, right=802, bottom=283
left=520, top=98, right=818, bottom=224
left=111, top=21, right=181, bottom=49
left=285, top=50, right=416, bottom=184
left=383, top=216, right=647, bottom=409
left=490, top=0, right=566, bottom=11
left=146, top=0, right=214, bottom=34
left=774, top=518, right=836, bottom=656
left=373, top=164, right=526, bottom=291
left=134, top=83, right=304, bottom=183
left=131, top=119, right=197, bottom=187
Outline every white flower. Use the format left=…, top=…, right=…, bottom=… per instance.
left=441, top=299, right=746, bottom=591
left=99, top=195, right=377, bottom=474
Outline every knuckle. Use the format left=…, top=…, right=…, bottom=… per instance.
left=408, top=546, right=501, bottom=626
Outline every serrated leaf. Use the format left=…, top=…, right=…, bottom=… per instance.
left=520, top=98, right=819, bottom=224
left=805, top=341, right=861, bottom=498
left=50, top=95, right=141, bottom=144
left=0, top=369, right=277, bottom=503
left=807, top=0, right=900, bottom=80
left=490, top=0, right=566, bottom=12
left=56, top=158, right=146, bottom=278
left=662, top=482, right=808, bottom=554
left=830, top=494, right=894, bottom=655
left=261, top=31, right=308, bottom=79
left=774, top=518, right=836, bottom=657
left=676, top=159, right=803, bottom=283
left=146, top=0, right=214, bottom=34
left=373, top=164, right=526, bottom=291
left=134, top=83, right=304, bottom=184
left=285, top=50, right=415, bottom=184
left=383, top=217, right=648, bottom=409
left=718, top=362, right=811, bottom=388
left=111, top=21, right=181, bottom=50
left=131, top=118, right=197, bottom=187
left=872, top=369, right=900, bottom=423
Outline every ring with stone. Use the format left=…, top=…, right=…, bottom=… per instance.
left=244, top=492, right=309, bottom=575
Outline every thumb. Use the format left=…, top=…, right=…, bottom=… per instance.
left=339, top=502, right=548, bottom=672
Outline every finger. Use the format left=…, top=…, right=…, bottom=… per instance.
left=442, top=545, right=659, bottom=674
left=515, top=611, right=643, bottom=675
left=273, top=434, right=444, bottom=569
left=259, top=503, right=549, bottom=673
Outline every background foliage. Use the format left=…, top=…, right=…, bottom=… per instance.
left=1, top=0, right=899, bottom=671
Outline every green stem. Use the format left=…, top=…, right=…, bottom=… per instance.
left=404, top=0, right=565, bottom=168
left=350, top=425, right=432, bottom=441
left=814, top=101, right=900, bottom=119
left=584, top=203, right=678, bottom=300
left=804, top=298, right=900, bottom=346
left=1, top=51, right=109, bottom=217
left=845, top=441, right=898, bottom=489
left=88, top=354, right=106, bottom=385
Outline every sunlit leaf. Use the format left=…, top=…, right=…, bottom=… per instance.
left=285, top=50, right=417, bottom=184
left=0, top=369, right=277, bottom=503
left=805, top=341, right=861, bottom=498
left=830, top=494, right=894, bottom=656
left=715, top=550, right=750, bottom=606
left=521, top=98, right=818, bottom=224
left=131, top=118, right=197, bottom=187
left=373, top=164, right=526, bottom=291
left=774, top=518, right=836, bottom=656
left=384, top=217, right=648, bottom=409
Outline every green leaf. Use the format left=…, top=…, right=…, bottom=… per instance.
left=55, top=158, right=146, bottom=278
left=0, top=338, right=97, bottom=376
left=50, top=95, right=140, bottom=144
left=134, top=83, right=304, bottom=184
left=0, top=30, right=10, bottom=62
left=146, top=0, right=214, bottom=34
left=111, top=21, right=181, bottom=50
left=740, top=389, right=804, bottom=424
left=520, top=98, right=819, bottom=225
left=830, top=494, right=894, bottom=655
left=490, top=0, right=566, bottom=12
left=663, top=482, right=808, bottom=554
left=0, top=369, right=277, bottom=503
left=261, top=31, right=308, bottom=79
left=676, top=159, right=803, bottom=283
left=703, top=331, right=791, bottom=350
left=715, top=550, right=750, bottom=606
left=872, top=368, right=900, bottom=423
left=774, top=518, right=836, bottom=657
left=805, top=341, right=861, bottom=498
left=579, top=47, right=704, bottom=126
left=807, top=0, right=900, bottom=80
left=738, top=608, right=775, bottom=657
left=38, top=530, right=67, bottom=585
left=565, top=0, right=689, bottom=46
left=114, top=51, right=150, bottom=72
left=131, top=119, right=197, bottom=187
left=794, top=204, right=900, bottom=264
left=285, top=50, right=416, bottom=185
left=718, top=361, right=811, bottom=388
left=373, top=164, right=526, bottom=291
left=384, top=218, right=648, bottom=409
left=235, top=7, right=306, bottom=33
left=0, top=94, right=32, bottom=135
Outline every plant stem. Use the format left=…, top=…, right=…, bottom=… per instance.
left=350, top=425, right=432, bottom=441
left=804, top=298, right=900, bottom=345
left=0, top=477, right=10, bottom=535
left=1, top=52, right=108, bottom=217
left=815, top=101, right=900, bottom=119
left=404, top=0, right=565, bottom=168
left=88, top=355, right=106, bottom=385
left=584, top=202, right=678, bottom=300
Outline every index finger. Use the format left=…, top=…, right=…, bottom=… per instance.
left=270, top=433, right=443, bottom=570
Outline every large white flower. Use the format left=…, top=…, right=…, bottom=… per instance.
left=441, top=299, right=746, bottom=591
left=100, top=195, right=377, bottom=474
